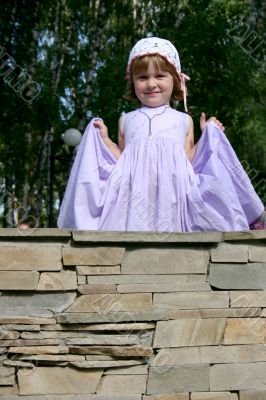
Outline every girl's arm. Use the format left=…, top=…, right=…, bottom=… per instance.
left=185, top=115, right=197, bottom=162
left=185, top=113, right=225, bottom=162
left=93, top=117, right=124, bottom=160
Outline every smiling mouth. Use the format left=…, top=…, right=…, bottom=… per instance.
left=144, top=92, right=161, bottom=95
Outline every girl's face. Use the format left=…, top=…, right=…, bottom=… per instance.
left=132, top=59, right=174, bottom=107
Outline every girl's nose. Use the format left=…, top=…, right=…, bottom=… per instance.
left=147, top=78, right=156, bottom=88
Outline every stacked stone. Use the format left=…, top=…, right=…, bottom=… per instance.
left=0, top=228, right=266, bottom=399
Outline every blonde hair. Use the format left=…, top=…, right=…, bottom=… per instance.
left=125, top=54, right=184, bottom=103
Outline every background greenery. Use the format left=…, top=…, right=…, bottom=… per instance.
left=0, top=0, right=265, bottom=227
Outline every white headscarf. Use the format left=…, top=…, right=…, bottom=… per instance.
left=126, top=37, right=190, bottom=112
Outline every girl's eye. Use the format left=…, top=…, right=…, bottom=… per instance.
left=137, top=76, right=147, bottom=80
left=157, top=74, right=166, bottom=78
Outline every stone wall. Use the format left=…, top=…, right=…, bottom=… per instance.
left=0, top=228, right=266, bottom=400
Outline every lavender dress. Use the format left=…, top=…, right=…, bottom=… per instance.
left=57, top=105, right=264, bottom=232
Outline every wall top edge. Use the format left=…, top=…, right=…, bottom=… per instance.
left=0, top=229, right=265, bottom=243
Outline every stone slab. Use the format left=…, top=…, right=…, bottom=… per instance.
left=9, top=346, right=69, bottom=354
left=73, top=230, right=222, bottom=243
left=147, top=365, right=210, bottom=393
left=222, top=231, right=266, bottom=240
left=98, top=374, right=147, bottom=394
left=191, top=394, right=238, bottom=399
left=211, top=243, right=248, bottom=262
left=57, top=311, right=170, bottom=324
left=224, top=318, right=266, bottom=344
left=121, top=249, right=209, bottom=274
left=38, top=271, right=77, bottom=291
left=1, top=396, right=142, bottom=400
left=0, top=309, right=53, bottom=317
left=0, top=317, right=56, bottom=324
left=86, top=274, right=206, bottom=284
left=153, top=292, right=229, bottom=309
left=0, top=228, right=71, bottom=237
left=65, top=334, right=140, bottom=346
left=143, top=395, right=189, bottom=400
left=117, top=283, right=211, bottom=292
left=0, top=271, right=39, bottom=290
left=0, top=385, right=18, bottom=395
left=78, top=284, right=117, bottom=294
left=66, top=293, right=152, bottom=313
left=68, top=345, right=153, bottom=357
left=104, top=365, right=148, bottom=375
left=249, top=245, right=266, bottom=262
left=0, top=243, right=62, bottom=270
left=1, top=324, right=40, bottom=331
left=71, top=360, right=144, bottom=368
left=230, top=291, right=266, bottom=308
left=77, top=265, right=121, bottom=275
left=16, top=354, right=85, bottom=362
left=63, top=246, right=125, bottom=265
left=0, top=338, right=62, bottom=347
left=152, top=344, right=266, bottom=365
left=78, top=275, right=86, bottom=284
left=154, top=319, right=227, bottom=348
left=18, top=366, right=103, bottom=395
left=208, top=263, right=266, bottom=289
left=239, top=391, right=266, bottom=400
left=169, top=308, right=261, bottom=319
left=0, top=365, right=15, bottom=385
left=210, top=362, right=266, bottom=390
left=0, top=293, right=76, bottom=313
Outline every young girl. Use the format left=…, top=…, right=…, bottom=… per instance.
left=58, top=37, right=266, bottom=232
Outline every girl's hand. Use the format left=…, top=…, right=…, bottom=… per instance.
left=93, top=118, right=109, bottom=139
left=200, top=112, right=225, bottom=132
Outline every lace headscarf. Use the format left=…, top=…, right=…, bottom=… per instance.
left=126, top=37, right=190, bottom=112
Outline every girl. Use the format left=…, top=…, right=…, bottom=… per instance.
left=58, top=37, right=266, bottom=232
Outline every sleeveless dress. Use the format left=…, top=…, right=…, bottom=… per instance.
left=57, top=105, right=264, bottom=232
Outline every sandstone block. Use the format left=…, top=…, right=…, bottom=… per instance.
left=0, top=243, right=62, bottom=270
left=66, top=293, right=152, bottom=313
left=73, top=230, right=222, bottom=243
left=0, top=293, right=76, bottom=313
left=1, top=324, right=40, bottom=331
left=249, top=245, right=266, bottom=262
left=154, top=319, right=227, bottom=348
left=239, top=391, right=266, bottom=400
left=77, top=265, right=121, bottom=275
left=224, top=318, right=266, bottom=344
left=104, top=365, right=148, bottom=374
left=57, top=310, right=170, bottom=324
left=66, top=334, right=140, bottom=346
left=69, top=345, right=153, bottom=358
left=18, top=366, right=102, bottom=395
left=153, top=292, right=229, bottom=309
left=1, top=395, right=142, bottom=400
left=208, top=263, right=266, bottom=289
left=0, top=366, right=15, bottom=385
left=0, top=338, right=62, bottom=347
left=9, top=345, right=69, bottom=354
left=63, top=246, right=125, bottom=265
left=117, top=283, right=211, bottom=293
left=78, top=284, right=116, bottom=294
left=152, top=344, right=266, bottom=365
left=71, top=359, right=143, bottom=368
left=0, top=317, right=56, bottom=324
left=169, top=308, right=261, bottom=319
left=0, top=385, right=18, bottom=395
left=0, top=271, right=39, bottom=290
left=210, top=362, right=266, bottom=390
left=0, top=330, right=19, bottom=340
left=38, top=271, right=77, bottom=291
left=16, top=354, right=85, bottom=362
left=86, top=274, right=206, bottom=284
left=230, top=290, right=266, bottom=308
left=191, top=393, right=238, bottom=399
left=211, top=243, right=248, bottom=262
left=98, top=374, right=147, bottom=394
left=77, top=275, right=86, bottom=284
left=143, top=395, right=189, bottom=400
left=121, top=249, right=209, bottom=274
left=147, top=365, right=209, bottom=394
